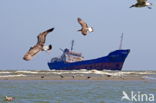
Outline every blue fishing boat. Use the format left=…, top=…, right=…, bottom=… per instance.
left=48, top=34, right=130, bottom=70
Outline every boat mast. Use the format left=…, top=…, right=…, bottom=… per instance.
left=119, top=33, right=123, bottom=50
left=71, top=40, right=74, bottom=51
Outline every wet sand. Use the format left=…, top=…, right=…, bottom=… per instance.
left=0, top=72, right=147, bottom=81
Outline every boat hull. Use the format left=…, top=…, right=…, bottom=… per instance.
left=48, top=49, right=130, bottom=70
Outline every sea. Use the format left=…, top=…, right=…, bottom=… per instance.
left=0, top=70, right=156, bottom=103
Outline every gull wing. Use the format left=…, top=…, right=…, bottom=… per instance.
left=23, top=44, right=42, bottom=61
left=37, top=28, right=54, bottom=44
left=82, top=29, right=88, bottom=35
left=77, top=18, right=88, bottom=29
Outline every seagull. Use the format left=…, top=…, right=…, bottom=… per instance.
left=4, top=96, right=15, bottom=101
left=77, top=17, right=93, bottom=36
left=23, top=28, right=54, bottom=61
left=130, top=0, right=152, bottom=9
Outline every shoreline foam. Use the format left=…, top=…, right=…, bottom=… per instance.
left=0, top=70, right=156, bottom=81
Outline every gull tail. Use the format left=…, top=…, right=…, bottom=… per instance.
left=88, top=27, right=94, bottom=32
left=43, top=45, right=52, bottom=51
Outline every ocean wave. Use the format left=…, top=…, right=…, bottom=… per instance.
left=0, top=74, right=26, bottom=78
left=15, top=71, right=39, bottom=74
left=36, top=70, right=156, bottom=76
left=71, top=70, right=156, bottom=76
left=43, top=70, right=125, bottom=76
left=142, top=76, right=156, bottom=80
left=0, top=71, right=11, bottom=74
left=41, top=69, right=92, bottom=74
left=91, top=71, right=125, bottom=76
left=0, top=70, right=156, bottom=77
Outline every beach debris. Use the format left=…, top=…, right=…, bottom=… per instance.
left=23, top=28, right=54, bottom=61
left=41, top=76, right=44, bottom=78
left=4, top=96, right=15, bottom=101
left=87, top=76, right=91, bottom=79
left=60, top=75, right=64, bottom=78
left=72, top=75, right=76, bottom=79
left=77, top=17, right=93, bottom=36
left=106, top=74, right=111, bottom=77
left=130, top=0, right=152, bottom=9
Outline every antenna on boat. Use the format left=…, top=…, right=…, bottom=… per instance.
left=59, top=48, right=64, bottom=52
left=119, top=33, right=123, bottom=50
left=71, top=40, right=74, bottom=51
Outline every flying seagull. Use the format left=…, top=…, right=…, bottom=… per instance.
left=23, top=28, right=54, bottom=61
left=77, top=17, right=93, bottom=36
left=130, top=0, right=152, bottom=9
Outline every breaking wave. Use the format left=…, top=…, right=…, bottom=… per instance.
left=15, top=71, right=39, bottom=74
left=0, top=74, right=26, bottom=78
left=0, top=70, right=156, bottom=77
left=143, top=76, right=156, bottom=80
left=0, top=71, right=12, bottom=74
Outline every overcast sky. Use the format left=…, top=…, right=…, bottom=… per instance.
left=0, top=0, right=156, bottom=70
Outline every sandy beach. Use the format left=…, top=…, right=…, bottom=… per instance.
left=0, top=70, right=155, bottom=81
left=0, top=75, right=145, bottom=81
